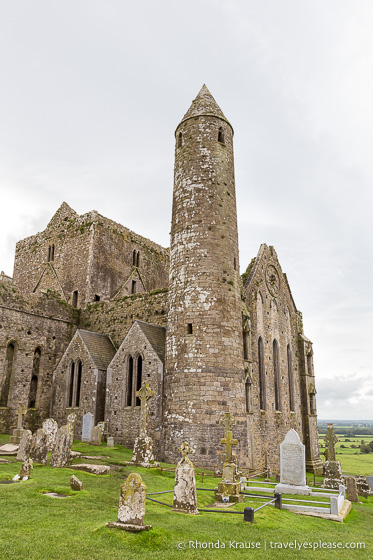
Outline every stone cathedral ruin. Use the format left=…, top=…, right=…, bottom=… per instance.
left=0, top=86, right=323, bottom=474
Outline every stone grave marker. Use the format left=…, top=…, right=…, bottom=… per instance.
left=356, top=475, right=370, bottom=497
left=13, top=458, right=33, bottom=481
left=106, top=473, right=151, bottom=532
left=50, top=425, right=73, bottom=468
left=107, top=437, right=114, bottom=448
left=70, top=475, right=83, bottom=491
left=81, top=413, right=94, bottom=443
left=91, top=426, right=102, bottom=446
left=30, top=428, right=48, bottom=466
left=322, top=423, right=344, bottom=489
left=172, top=442, right=199, bottom=515
left=215, top=412, right=243, bottom=503
left=125, top=382, right=159, bottom=467
left=10, top=405, right=27, bottom=445
left=42, top=418, right=58, bottom=451
left=66, top=413, right=77, bottom=438
left=275, top=429, right=310, bottom=495
left=346, top=477, right=359, bottom=502
left=17, top=430, right=32, bottom=462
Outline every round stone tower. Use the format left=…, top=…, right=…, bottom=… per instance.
left=162, top=85, right=248, bottom=468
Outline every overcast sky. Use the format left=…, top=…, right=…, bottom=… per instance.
left=0, top=1, right=372, bottom=420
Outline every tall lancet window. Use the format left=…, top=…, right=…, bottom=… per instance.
left=287, top=344, right=295, bottom=412
left=273, top=339, right=281, bottom=411
left=0, top=342, right=15, bottom=407
left=127, top=356, right=133, bottom=406
left=258, top=337, right=266, bottom=410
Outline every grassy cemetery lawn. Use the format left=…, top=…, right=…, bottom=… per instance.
left=0, top=434, right=372, bottom=560
left=318, top=434, right=373, bottom=476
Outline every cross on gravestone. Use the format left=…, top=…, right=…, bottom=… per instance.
left=220, top=412, right=236, bottom=434
left=221, top=431, right=238, bottom=463
left=178, top=442, right=194, bottom=461
left=136, top=382, right=155, bottom=436
left=17, top=406, right=27, bottom=430
left=324, top=423, right=338, bottom=462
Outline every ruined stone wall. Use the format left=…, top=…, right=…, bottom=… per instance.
left=13, top=202, right=169, bottom=308
left=0, top=282, right=77, bottom=432
left=163, top=88, right=248, bottom=469
left=51, top=334, right=106, bottom=437
left=106, top=323, right=163, bottom=451
left=81, top=290, right=168, bottom=348
left=244, top=244, right=319, bottom=474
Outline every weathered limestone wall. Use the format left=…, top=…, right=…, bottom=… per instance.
left=163, top=87, right=248, bottom=469
left=81, top=290, right=168, bottom=348
left=13, top=203, right=169, bottom=308
left=106, top=322, right=164, bottom=450
left=0, top=282, right=77, bottom=432
left=244, top=243, right=322, bottom=474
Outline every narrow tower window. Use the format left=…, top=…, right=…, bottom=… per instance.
left=132, top=249, right=137, bottom=266
left=94, top=294, right=100, bottom=302
left=72, top=290, right=78, bottom=308
left=218, top=127, right=225, bottom=144
left=136, top=355, right=143, bottom=406
left=68, top=362, right=75, bottom=407
left=287, top=344, right=295, bottom=412
left=243, top=327, right=249, bottom=360
left=28, top=347, right=41, bottom=408
left=0, top=342, right=15, bottom=407
left=177, top=131, right=183, bottom=148
left=136, top=251, right=140, bottom=268
left=258, top=337, right=265, bottom=410
left=245, top=377, right=252, bottom=413
left=187, top=323, right=193, bottom=334
left=131, top=280, right=137, bottom=294
left=47, top=246, right=51, bottom=262
left=127, top=356, right=133, bottom=406
left=234, top=257, right=237, bottom=271
left=273, top=339, right=281, bottom=411
left=51, top=244, right=55, bottom=261
left=75, top=359, right=82, bottom=407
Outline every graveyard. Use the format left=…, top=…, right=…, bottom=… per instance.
left=1, top=417, right=373, bottom=560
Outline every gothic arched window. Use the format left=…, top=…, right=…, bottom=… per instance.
left=28, top=347, right=41, bottom=408
left=273, top=339, right=281, bottom=411
left=0, top=342, right=15, bottom=407
left=127, top=356, right=134, bottom=406
left=136, top=355, right=143, bottom=406
left=76, top=359, right=82, bottom=407
left=258, top=337, right=266, bottom=410
left=287, top=344, right=295, bottom=412
left=68, top=362, right=75, bottom=407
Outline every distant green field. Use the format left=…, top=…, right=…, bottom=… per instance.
left=318, top=434, right=373, bottom=476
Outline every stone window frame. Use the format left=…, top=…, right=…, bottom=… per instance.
left=66, top=358, right=83, bottom=408
left=125, top=352, right=144, bottom=407
left=308, top=383, right=317, bottom=415
left=0, top=340, right=17, bottom=407
left=28, top=346, right=42, bottom=408
left=126, top=354, right=134, bottom=406
left=258, top=336, right=266, bottom=410
left=287, top=344, right=295, bottom=412
left=273, top=339, right=282, bottom=412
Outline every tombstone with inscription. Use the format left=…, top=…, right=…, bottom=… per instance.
left=81, top=413, right=94, bottom=443
left=42, top=418, right=58, bottom=452
left=215, top=413, right=244, bottom=503
left=275, top=429, right=311, bottom=495
left=106, top=473, right=152, bottom=532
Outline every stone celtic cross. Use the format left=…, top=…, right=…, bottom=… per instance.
left=17, top=405, right=27, bottom=430
left=220, top=412, right=236, bottom=434
left=221, top=431, right=238, bottom=464
left=136, top=382, right=155, bottom=436
left=324, top=423, right=338, bottom=462
left=178, top=441, right=193, bottom=462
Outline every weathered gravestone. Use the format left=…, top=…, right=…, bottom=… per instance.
left=173, top=442, right=199, bottom=515
left=106, top=473, right=152, bottom=532
left=13, top=458, right=33, bottom=481
left=66, top=413, right=77, bottom=439
left=30, top=428, right=48, bottom=466
left=125, top=383, right=159, bottom=467
left=42, top=418, right=58, bottom=451
left=70, top=475, right=83, bottom=491
left=356, top=475, right=370, bottom=497
left=10, top=406, right=27, bottom=445
left=50, top=425, right=73, bottom=468
left=215, top=413, right=243, bottom=503
left=346, top=477, right=359, bottom=503
left=322, top=424, right=343, bottom=489
left=275, top=429, right=311, bottom=495
left=81, top=413, right=94, bottom=443
left=91, top=426, right=102, bottom=446
left=17, top=430, right=32, bottom=462
left=107, top=437, right=114, bottom=448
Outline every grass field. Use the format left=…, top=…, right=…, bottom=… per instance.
left=318, top=434, right=373, bottom=476
left=0, top=434, right=372, bottom=560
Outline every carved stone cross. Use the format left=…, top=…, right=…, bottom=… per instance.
left=221, top=431, right=238, bottom=464
left=136, top=382, right=155, bottom=436
left=178, top=441, right=193, bottom=462
left=220, top=412, right=236, bottom=434
left=17, top=406, right=27, bottom=430
left=324, top=423, right=338, bottom=462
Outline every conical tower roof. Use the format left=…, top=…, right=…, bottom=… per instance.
left=178, top=85, right=233, bottom=131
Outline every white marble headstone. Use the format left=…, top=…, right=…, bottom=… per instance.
left=280, top=429, right=306, bottom=487
left=81, top=413, right=94, bottom=442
